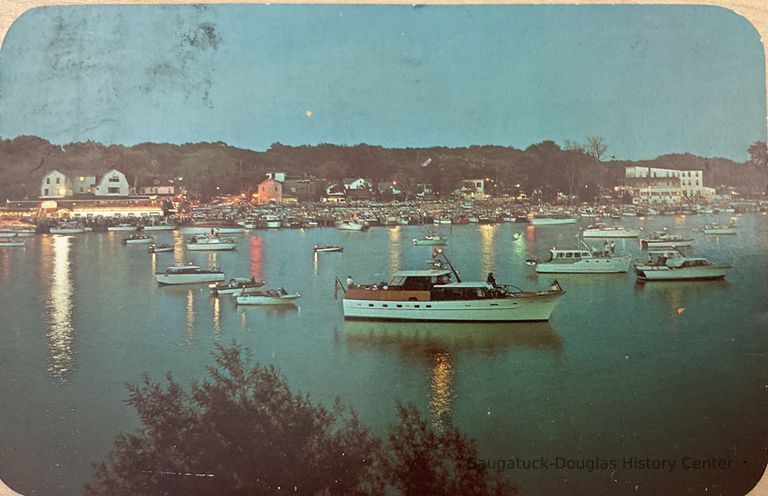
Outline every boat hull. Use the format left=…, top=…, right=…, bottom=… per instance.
left=108, top=226, right=137, bottom=232
left=0, top=241, right=25, bottom=247
left=336, top=222, right=367, bottom=231
left=642, top=239, right=693, bottom=248
left=124, top=238, right=154, bottom=244
left=50, top=228, right=86, bottom=234
left=535, top=255, right=632, bottom=273
left=342, top=292, right=563, bottom=322
left=155, top=272, right=225, bottom=285
left=412, top=239, right=447, bottom=246
left=636, top=265, right=730, bottom=281
left=0, top=231, right=34, bottom=238
left=703, top=228, right=736, bottom=235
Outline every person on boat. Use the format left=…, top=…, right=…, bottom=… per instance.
left=610, top=241, right=616, bottom=254
left=603, top=241, right=610, bottom=256
left=279, top=287, right=287, bottom=296
left=250, top=275, right=256, bottom=284
left=486, top=272, right=497, bottom=287
left=346, top=275, right=354, bottom=287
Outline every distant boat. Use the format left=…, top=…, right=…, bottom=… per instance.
left=50, top=223, right=88, bottom=234
left=263, top=215, right=282, bottom=229
left=148, top=243, right=174, bottom=253
left=703, top=223, right=737, bottom=235
left=178, top=222, right=243, bottom=235
left=336, top=220, right=368, bottom=231
left=122, top=233, right=154, bottom=245
left=186, top=234, right=237, bottom=251
left=412, top=231, right=447, bottom=246
left=582, top=223, right=640, bottom=238
left=142, top=221, right=176, bottom=231
left=641, top=231, right=693, bottom=249
left=313, top=244, right=344, bottom=253
left=108, top=223, right=137, bottom=232
left=209, top=277, right=267, bottom=295
left=528, top=215, right=577, bottom=226
left=236, top=289, right=301, bottom=305
left=0, top=238, right=25, bottom=248
left=155, top=264, right=226, bottom=285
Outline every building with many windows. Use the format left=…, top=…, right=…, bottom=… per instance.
left=622, top=166, right=715, bottom=203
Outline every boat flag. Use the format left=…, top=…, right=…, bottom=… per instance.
left=421, top=157, right=432, bottom=167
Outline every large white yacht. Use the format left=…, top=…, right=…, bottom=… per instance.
left=532, top=248, right=632, bottom=274
left=582, top=223, right=640, bottom=238
left=342, top=251, right=564, bottom=322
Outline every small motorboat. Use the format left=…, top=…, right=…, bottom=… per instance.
left=582, top=223, right=641, bottom=238
left=123, top=233, right=154, bottom=245
left=635, top=255, right=731, bottom=282
left=148, top=243, right=174, bottom=253
left=313, top=244, right=344, bottom=253
left=412, top=231, right=447, bottom=246
left=50, top=223, right=87, bottom=234
left=641, top=231, right=693, bottom=249
left=335, top=220, right=368, bottom=231
left=236, top=288, right=301, bottom=305
left=209, top=277, right=267, bottom=295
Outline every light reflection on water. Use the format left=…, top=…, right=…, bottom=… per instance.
left=45, top=235, right=75, bottom=381
left=185, top=289, right=196, bottom=345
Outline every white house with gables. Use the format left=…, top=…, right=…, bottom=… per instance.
left=40, top=169, right=130, bottom=199
left=92, top=169, right=130, bottom=196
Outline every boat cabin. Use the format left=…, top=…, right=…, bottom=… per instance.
left=346, top=269, right=458, bottom=301
left=665, top=258, right=712, bottom=269
left=546, top=249, right=607, bottom=262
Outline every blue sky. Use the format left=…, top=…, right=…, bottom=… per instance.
left=0, top=4, right=764, bottom=161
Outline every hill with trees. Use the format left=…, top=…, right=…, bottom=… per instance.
left=1, top=136, right=765, bottom=202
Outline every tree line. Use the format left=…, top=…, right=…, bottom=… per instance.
left=1, top=136, right=765, bottom=202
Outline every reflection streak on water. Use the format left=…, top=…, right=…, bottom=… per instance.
left=313, top=252, right=319, bottom=274
left=240, top=310, right=248, bottom=331
left=185, top=289, right=196, bottom=345
left=388, top=226, right=401, bottom=274
left=0, top=249, right=10, bottom=283
left=249, top=236, right=263, bottom=280
left=172, top=231, right=184, bottom=265
left=429, top=351, right=454, bottom=434
left=480, top=225, right=496, bottom=273
left=47, top=235, right=75, bottom=381
left=212, top=295, right=222, bottom=338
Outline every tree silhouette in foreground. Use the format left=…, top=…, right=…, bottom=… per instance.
left=86, top=344, right=515, bottom=496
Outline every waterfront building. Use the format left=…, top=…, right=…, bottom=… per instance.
left=40, top=169, right=130, bottom=198
left=461, top=179, right=487, bottom=200
left=621, top=166, right=716, bottom=203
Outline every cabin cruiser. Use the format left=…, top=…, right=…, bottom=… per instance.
left=313, top=244, right=344, bottom=253
left=123, top=233, right=154, bottom=245
left=336, top=220, right=368, bottom=231
left=0, top=222, right=35, bottom=237
left=342, top=250, right=564, bottom=322
left=703, top=223, right=737, bottom=235
left=530, top=246, right=632, bottom=274
left=582, top=223, right=640, bottom=238
left=186, top=234, right=237, bottom=251
left=155, top=264, right=226, bottom=285
left=262, top=215, right=282, bottom=229
left=641, top=231, right=693, bottom=249
left=412, top=231, right=447, bottom=246
left=236, top=288, right=301, bottom=305
left=209, top=277, right=267, bottom=295
left=141, top=220, right=176, bottom=231
left=635, top=254, right=731, bottom=282
left=148, top=243, right=174, bottom=253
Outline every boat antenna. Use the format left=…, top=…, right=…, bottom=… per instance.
left=432, top=248, right=461, bottom=282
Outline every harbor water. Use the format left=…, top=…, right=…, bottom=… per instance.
left=0, top=214, right=766, bottom=495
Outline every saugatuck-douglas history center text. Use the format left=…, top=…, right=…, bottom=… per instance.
left=470, top=456, right=738, bottom=473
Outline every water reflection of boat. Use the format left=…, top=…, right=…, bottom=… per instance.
left=343, top=320, right=562, bottom=355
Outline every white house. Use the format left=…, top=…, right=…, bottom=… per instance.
left=40, top=170, right=70, bottom=198
left=92, top=169, right=130, bottom=196
left=461, top=179, right=486, bottom=200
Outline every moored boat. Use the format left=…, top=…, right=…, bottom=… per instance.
left=0, top=238, right=25, bottom=247
left=178, top=223, right=244, bottom=235
left=412, top=231, right=447, bottom=246
left=50, top=223, right=88, bottom=234
left=313, top=244, right=344, bottom=253
left=186, top=234, right=237, bottom=251
left=236, top=288, right=301, bottom=305
left=336, top=220, right=368, bottom=231
left=342, top=250, right=564, bottom=322
left=531, top=247, right=632, bottom=274
left=108, top=223, right=137, bottom=232
left=141, top=222, right=176, bottom=231
left=123, top=233, right=154, bottom=245
left=641, top=231, right=693, bottom=249
left=155, top=264, right=226, bottom=285
left=209, top=277, right=267, bottom=295
left=582, top=223, right=640, bottom=238
left=635, top=256, right=731, bottom=282
left=528, top=214, right=577, bottom=226
left=148, top=243, right=174, bottom=253
left=703, top=223, right=737, bottom=235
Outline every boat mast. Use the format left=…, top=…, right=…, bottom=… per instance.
left=432, top=248, right=462, bottom=283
